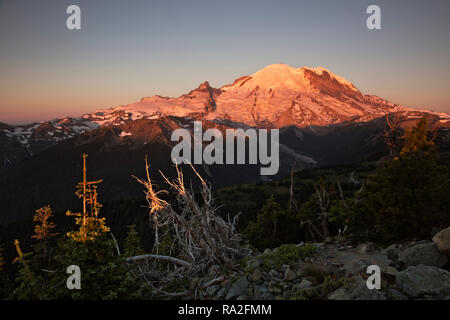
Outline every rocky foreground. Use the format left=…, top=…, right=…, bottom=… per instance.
left=184, top=227, right=450, bottom=300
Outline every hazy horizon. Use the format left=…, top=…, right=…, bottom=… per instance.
left=1, top=0, right=450, bottom=124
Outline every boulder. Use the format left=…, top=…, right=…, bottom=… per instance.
left=284, top=268, right=296, bottom=281
left=249, top=268, right=263, bottom=282
left=396, top=265, right=450, bottom=298
left=382, top=243, right=403, bottom=261
left=334, top=251, right=391, bottom=275
left=225, top=276, right=250, bottom=300
left=386, top=289, right=409, bottom=300
left=245, top=258, right=261, bottom=272
left=293, top=279, right=312, bottom=291
left=216, top=287, right=227, bottom=299
left=254, top=285, right=273, bottom=299
left=398, top=242, right=448, bottom=268
left=328, top=276, right=386, bottom=300
left=432, top=227, right=450, bottom=255
left=206, top=285, right=220, bottom=296
left=356, top=242, right=379, bottom=254
left=382, top=266, right=399, bottom=281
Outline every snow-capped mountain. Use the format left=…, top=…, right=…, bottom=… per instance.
left=76, top=64, right=409, bottom=127
left=77, top=63, right=449, bottom=128
left=2, top=64, right=450, bottom=222
left=1, top=63, right=449, bottom=169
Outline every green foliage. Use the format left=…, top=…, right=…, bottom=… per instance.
left=12, top=240, right=45, bottom=300
left=334, top=118, right=450, bottom=243
left=244, top=195, right=302, bottom=249
left=124, top=225, right=145, bottom=257
left=156, top=227, right=177, bottom=257
left=262, top=244, right=315, bottom=269
left=400, top=118, right=435, bottom=157
left=161, top=277, right=190, bottom=293
left=50, top=235, right=143, bottom=300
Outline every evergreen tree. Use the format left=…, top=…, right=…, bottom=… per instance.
left=12, top=240, right=44, bottom=299
left=339, top=118, right=450, bottom=243
left=124, top=225, right=145, bottom=257
left=50, top=235, right=145, bottom=299
left=244, top=195, right=301, bottom=249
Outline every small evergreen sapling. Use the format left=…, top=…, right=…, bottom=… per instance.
left=12, top=240, right=43, bottom=299
left=124, top=225, right=145, bottom=257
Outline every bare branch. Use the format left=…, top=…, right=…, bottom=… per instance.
left=126, top=254, right=192, bottom=268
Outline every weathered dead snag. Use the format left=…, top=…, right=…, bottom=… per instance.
left=128, top=158, right=250, bottom=297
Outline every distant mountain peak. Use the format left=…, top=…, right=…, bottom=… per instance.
left=2, top=63, right=449, bottom=168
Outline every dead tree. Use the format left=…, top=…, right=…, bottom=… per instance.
left=130, top=158, right=250, bottom=296
left=384, top=113, right=403, bottom=159
left=289, top=162, right=299, bottom=211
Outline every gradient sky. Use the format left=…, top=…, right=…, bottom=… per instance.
left=1, top=0, right=449, bottom=124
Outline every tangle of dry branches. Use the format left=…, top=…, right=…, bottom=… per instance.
left=129, top=158, right=250, bottom=296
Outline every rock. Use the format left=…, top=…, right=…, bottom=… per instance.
left=328, top=287, right=348, bottom=300
left=216, top=287, right=227, bottom=299
left=236, top=295, right=248, bottom=300
left=245, top=258, right=261, bottom=272
left=249, top=268, right=263, bottom=282
left=328, top=276, right=386, bottom=300
left=387, top=289, right=409, bottom=300
left=269, top=286, right=282, bottom=294
left=269, top=269, right=282, bottom=280
left=294, top=263, right=307, bottom=277
left=268, top=280, right=282, bottom=294
left=282, top=290, right=292, bottom=299
left=254, top=285, right=273, bottom=299
left=284, top=268, right=296, bottom=281
left=433, top=227, right=450, bottom=255
left=383, top=244, right=403, bottom=261
left=225, top=276, right=250, bottom=300
left=396, top=265, right=450, bottom=298
left=356, top=242, right=379, bottom=255
left=263, top=248, right=272, bottom=255
left=334, top=251, right=391, bottom=275
left=206, top=285, right=220, bottom=296
left=382, top=266, right=399, bottom=282
left=261, top=271, right=271, bottom=281
left=398, top=242, right=448, bottom=268
left=294, top=279, right=312, bottom=291
left=221, top=279, right=232, bottom=289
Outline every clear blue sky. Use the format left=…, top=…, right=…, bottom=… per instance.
left=1, top=0, right=449, bottom=124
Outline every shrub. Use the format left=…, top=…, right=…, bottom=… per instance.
left=335, top=118, right=450, bottom=243
left=262, top=244, right=315, bottom=269
left=244, top=196, right=302, bottom=249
